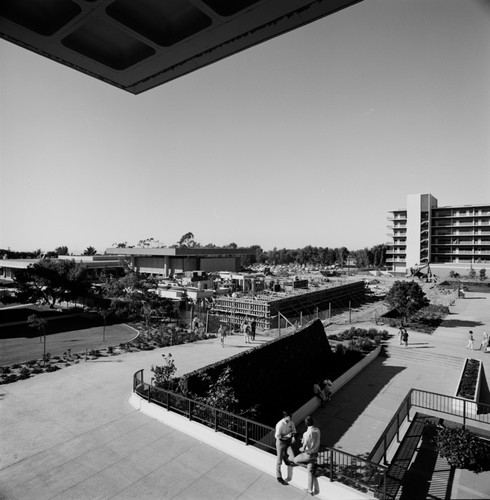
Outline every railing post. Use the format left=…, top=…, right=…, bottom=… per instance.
left=245, top=421, right=249, bottom=445
left=147, top=384, right=151, bottom=403
left=214, top=408, right=218, bottom=432
left=396, top=412, right=400, bottom=442
left=189, top=400, right=192, bottom=421
left=463, top=400, right=466, bottom=429
left=166, top=390, right=169, bottom=411
left=383, top=434, right=388, bottom=466
left=407, top=390, right=412, bottom=422
left=383, top=468, right=387, bottom=500
left=329, top=449, right=334, bottom=482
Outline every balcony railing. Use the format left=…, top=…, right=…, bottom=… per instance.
left=133, top=370, right=387, bottom=497
left=369, top=388, right=490, bottom=466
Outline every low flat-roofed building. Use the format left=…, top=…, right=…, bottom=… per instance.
left=105, top=246, right=255, bottom=278
left=0, top=255, right=123, bottom=280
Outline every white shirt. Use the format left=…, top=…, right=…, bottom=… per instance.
left=275, top=418, right=296, bottom=441
left=301, top=426, right=321, bottom=454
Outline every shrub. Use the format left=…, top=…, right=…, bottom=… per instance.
left=26, top=360, right=37, bottom=367
left=436, top=426, right=489, bottom=472
left=2, top=374, right=18, bottom=383
left=45, top=365, right=60, bottom=373
left=107, top=346, right=114, bottom=354
left=89, top=349, right=101, bottom=358
left=12, top=363, right=21, bottom=369
left=152, top=353, right=177, bottom=390
left=31, top=367, right=43, bottom=374
left=335, top=343, right=346, bottom=355
left=0, top=366, right=11, bottom=375
left=457, top=358, right=480, bottom=399
left=18, top=367, right=31, bottom=379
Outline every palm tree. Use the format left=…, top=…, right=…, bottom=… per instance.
left=83, top=246, right=97, bottom=256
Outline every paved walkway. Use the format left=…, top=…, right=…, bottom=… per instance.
left=1, top=292, right=489, bottom=499
left=316, top=290, right=490, bottom=499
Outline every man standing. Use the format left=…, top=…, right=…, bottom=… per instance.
left=218, top=324, right=225, bottom=348
left=275, top=411, right=296, bottom=485
left=251, top=319, right=256, bottom=341
left=294, top=415, right=321, bottom=495
left=466, top=330, right=474, bottom=350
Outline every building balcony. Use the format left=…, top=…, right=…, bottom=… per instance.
left=386, top=258, right=406, bottom=264
left=432, top=210, right=490, bottom=218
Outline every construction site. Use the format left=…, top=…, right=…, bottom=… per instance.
left=212, top=276, right=366, bottom=330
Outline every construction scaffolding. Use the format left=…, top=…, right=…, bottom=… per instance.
left=213, top=281, right=365, bottom=330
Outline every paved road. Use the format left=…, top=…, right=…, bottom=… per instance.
left=0, top=324, right=138, bottom=365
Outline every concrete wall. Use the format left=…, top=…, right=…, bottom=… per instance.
left=200, top=257, right=239, bottom=273
left=293, top=346, right=382, bottom=423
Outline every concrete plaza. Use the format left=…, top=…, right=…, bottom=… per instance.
left=1, top=291, right=489, bottom=499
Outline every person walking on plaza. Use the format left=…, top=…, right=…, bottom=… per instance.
left=218, top=324, right=225, bottom=348
left=293, top=415, right=321, bottom=496
left=275, top=411, right=296, bottom=485
left=480, top=331, right=488, bottom=351
left=251, top=319, right=256, bottom=341
left=398, top=326, right=404, bottom=345
left=402, top=329, right=409, bottom=348
left=466, top=330, right=474, bottom=350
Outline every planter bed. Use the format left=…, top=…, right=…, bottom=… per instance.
left=452, top=358, right=483, bottom=416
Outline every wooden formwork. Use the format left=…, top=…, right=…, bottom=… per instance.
left=214, top=281, right=365, bottom=329
left=213, top=296, right=271, bottom=330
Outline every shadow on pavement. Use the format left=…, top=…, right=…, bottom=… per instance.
left=440, top=319, right=485, bottom=328
left=313, top=357, right=406, bottom=449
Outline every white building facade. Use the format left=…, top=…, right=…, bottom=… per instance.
left=387, top=194, right=490, bottom=278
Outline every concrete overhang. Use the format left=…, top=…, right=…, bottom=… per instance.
left=0, top=0, right=363, bottom=94
left=105, top=247, right=255, bottom=257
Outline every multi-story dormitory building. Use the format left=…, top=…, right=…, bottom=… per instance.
left=387, top=193, right=490, bottom=278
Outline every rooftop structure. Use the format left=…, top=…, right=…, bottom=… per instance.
left=0, top=255, right=123, bottom=281
left=0, top=0, right=363, bottom=94
left=386, top=193, right=490, bottom=278
left=105, top=246, right=255, bottom=277
left=214, top=280, right=365, bottom=329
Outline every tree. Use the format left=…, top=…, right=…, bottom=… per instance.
left=13, top=259, right=90, bottom=308
left=468, top=266, right=477, bottom=280
left=199, top=367, right=238, bottom=411
left=385, top=281, right=429, bottom=322
left=436, top=426, right=489, bottom=472
left=55, top=246, right=69, bottom=256
left=98, top=308, right=110, bottom=342
left=101, top=268, right=173, bottom=322
left=178, top=232, right=197, bottom=247
left=480, top=268, right=487, bottom=281
left=83, top=246, right=97, bottom=256
left=27, top=314, right=48, bottom=365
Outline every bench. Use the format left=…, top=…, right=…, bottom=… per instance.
left=375, top=414, right=433, bottom=499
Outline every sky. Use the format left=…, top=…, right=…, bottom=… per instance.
left=1, top=0, right=489, bottom=255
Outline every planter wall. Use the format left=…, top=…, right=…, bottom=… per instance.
left=452, top=358, right=483, bottom=416
left=293, top=345, right=382, bottom=423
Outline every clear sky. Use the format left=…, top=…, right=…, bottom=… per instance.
left=1, top=0, right=489, bottom=255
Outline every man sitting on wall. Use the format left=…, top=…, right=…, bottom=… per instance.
left=293, top=415, right=321, bottom=495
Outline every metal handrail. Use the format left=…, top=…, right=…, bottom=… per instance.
left=133, top=370, right=387, bottom=497
left=368, top=388, right=490, bottom=466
